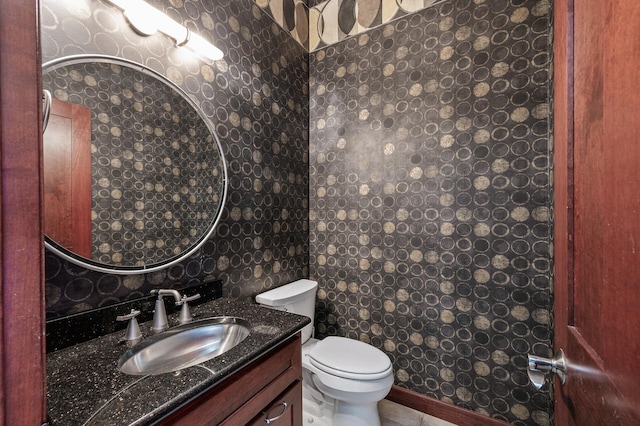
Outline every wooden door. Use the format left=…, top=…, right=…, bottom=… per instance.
left=43, top=98, right=92, bottom=258
left=0, top=0, right=47, bottom=424
left=554, top=0, right=640, bottom=424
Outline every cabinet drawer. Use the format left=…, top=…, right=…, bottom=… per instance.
left=247, top=381, right=302, bottom=426
left=159, top=333, right=301, bottom=425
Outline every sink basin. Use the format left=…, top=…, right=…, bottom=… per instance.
left=118, top=316, right=250, bottom=375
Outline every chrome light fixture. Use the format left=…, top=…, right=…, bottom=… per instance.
left=103, top=0, right=223, bottom=62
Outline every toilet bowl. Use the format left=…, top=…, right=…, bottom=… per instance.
left=302, top=337, right=394, bottom=425
left=256, top=279, right=394, bottom=426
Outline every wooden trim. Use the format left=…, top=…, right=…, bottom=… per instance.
left=552, top=0, right=574, bottom=424
left=387, top=386, right=510, bottom=426
left=0, top=0, right=47, bottom=424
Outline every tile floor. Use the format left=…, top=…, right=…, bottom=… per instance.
left=378, top=399, right=457, bottom=426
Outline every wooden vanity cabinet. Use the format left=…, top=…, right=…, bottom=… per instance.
left=158, top=333, right=302, bottom=426
left=245, top=381, right=302, bottom=426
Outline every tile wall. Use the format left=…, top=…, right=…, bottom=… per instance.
left=255, top=0, right=458, bottom=51
left=42, top=0, right=309, bottom=317
left=42, top=0, right=554, bottom=424
left=309, top=0, right=553, bottom=424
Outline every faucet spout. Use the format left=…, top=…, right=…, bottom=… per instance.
left=151, top=289, right=183, bottom=304
left=149, top=288, right=182, bottom=333
left=149, top=288, right=200, bottom=333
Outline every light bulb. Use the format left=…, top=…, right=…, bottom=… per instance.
left=182, top=31, right=224, bottom=62
left=103, top=0, right=223, bottom=61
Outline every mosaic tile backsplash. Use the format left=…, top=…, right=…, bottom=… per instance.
left=42, top=0, right=309, bottom=316
left=309, top=0, right=552, bottom=424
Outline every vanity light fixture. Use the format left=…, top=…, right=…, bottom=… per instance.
left=103, top=0, right=223, bottom=62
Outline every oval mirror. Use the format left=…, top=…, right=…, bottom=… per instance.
left=42, top=55, right=227, bottom=274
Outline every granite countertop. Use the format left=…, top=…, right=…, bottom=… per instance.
left=46, top=298, right=310, bottom=425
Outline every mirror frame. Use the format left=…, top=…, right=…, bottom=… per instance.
left=43, top=54, right=227, bottom=275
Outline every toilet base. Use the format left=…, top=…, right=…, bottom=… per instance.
left=303, top=380, right=333, bottom=425
left=302, top=396, right=332, bottom=425
left=333, top=400, right=381, bottom=426
left=302, top=382, right=382, bottom=426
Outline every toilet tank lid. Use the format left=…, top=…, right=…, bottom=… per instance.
left=255, top=279, right=318, bottom=306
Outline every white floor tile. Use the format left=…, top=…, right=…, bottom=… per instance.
left=378, top=399, right=458, bottom=426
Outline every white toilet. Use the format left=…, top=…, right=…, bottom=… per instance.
left=256, top=279, right=394, bottom=426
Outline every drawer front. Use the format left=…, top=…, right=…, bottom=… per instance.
left=248, top=381, right=302, bottom=426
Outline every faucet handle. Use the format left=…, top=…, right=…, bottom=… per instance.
left=116, top=309, right=140, bottom=322
left=178, top=293, right=201, bottom=325
left=182, top=293, right=201, bottom=303
left=116, top=309, right=142, bottom=345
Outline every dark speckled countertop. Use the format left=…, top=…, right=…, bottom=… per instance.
left=46, top=298, right=310, bottom=426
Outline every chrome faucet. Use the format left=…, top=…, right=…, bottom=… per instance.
left=150, top=289, right=201, bottom=333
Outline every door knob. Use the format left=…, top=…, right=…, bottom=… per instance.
left=527, top=349, right=567, bottom=389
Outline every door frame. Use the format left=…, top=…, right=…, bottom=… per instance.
left=0, top=0, right=47, bottom=424
left=553, top=0, right=574, bottom=423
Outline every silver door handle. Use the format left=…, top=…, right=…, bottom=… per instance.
left=527, top=349, right=567, bottom=389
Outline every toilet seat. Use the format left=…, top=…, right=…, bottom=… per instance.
left=308, top=336, right=393, bottom=380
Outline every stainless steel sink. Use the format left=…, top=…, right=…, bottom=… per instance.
left=118, top=316, right=250, bottom=375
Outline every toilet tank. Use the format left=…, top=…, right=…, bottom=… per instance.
left=255, top=279, right=318, bottom=343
